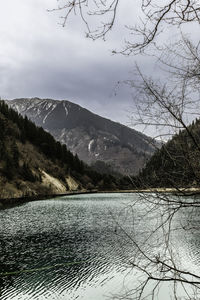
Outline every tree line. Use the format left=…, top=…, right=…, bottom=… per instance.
left=0, top=100, right=131, bottom=189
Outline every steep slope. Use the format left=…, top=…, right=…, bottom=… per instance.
left=6, top=98, right=156, bottom=175
left=136, top=120, right=200, bottom=189
left=0, top=101, right=123, bottom=199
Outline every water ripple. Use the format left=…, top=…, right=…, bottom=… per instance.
left=0, top=193, right=199, bottom=299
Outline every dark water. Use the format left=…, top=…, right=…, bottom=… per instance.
left=0, top=193, right=199, bottom=300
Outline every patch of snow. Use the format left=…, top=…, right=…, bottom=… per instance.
left=43, top=103, right=57, bottom=124
left=63, top=102, right=68, bottom=118
left=12, top=104, right=20, bottom=114
left=88, top=139, right=94, bottom=153
left=43, top=101, right=53, bottom=110
left=61, top=131, right=66, bottom=138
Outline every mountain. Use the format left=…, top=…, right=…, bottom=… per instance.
left=6, top=98, right=156, bottom=175
left=136, top=119, right=200, bottom=189
left=0, top=101, right=127, bottom=200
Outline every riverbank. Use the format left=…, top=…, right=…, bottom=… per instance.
left=0, top=190, right=93, bottom=209
left=1, top=187, right=200, bottom=209
left=116, top=187, right=200, bottom=194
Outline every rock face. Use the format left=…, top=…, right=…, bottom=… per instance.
left=6, top=98, right=156, bottom=175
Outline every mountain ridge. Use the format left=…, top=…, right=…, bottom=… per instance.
left=136, top=119, right=200, bottom=189
left=6, top=97, right=156, bottom=175
left=0, top=101, right=129, bottom=200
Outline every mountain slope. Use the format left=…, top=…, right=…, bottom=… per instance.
left=0, top=101, right=124, bottom=199
left=136, top=119, right=200, bottom=189
left=6, top=98, right=156, bottom=175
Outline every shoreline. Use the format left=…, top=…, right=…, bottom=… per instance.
left=1, top=187, right=200, bottom=209
left=0, top=190, right=97, bottom=209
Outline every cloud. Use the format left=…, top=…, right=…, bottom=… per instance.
left=0, top=0, right=176, bottom=131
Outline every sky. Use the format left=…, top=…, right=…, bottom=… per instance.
left=0, top=0, right=198, bottom=137
left=0, top=0, right=151, bottom=130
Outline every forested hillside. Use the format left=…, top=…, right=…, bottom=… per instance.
left=0, top=101, right=131, bottom=199
left=136, top=119, right=200, bottom=189
left=6, top=98, right=156, bottom=175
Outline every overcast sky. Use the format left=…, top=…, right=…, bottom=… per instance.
left=0, top=0, right=198, bottom=136
left=0, top=0, right=150, bottom=129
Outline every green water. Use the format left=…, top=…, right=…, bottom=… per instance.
left=0, top=193, right=199, bottom=299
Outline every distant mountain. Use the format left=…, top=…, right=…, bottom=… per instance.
left=6, top=98, right=157, bottom=175
left=0, top=101, right=126, bottom=200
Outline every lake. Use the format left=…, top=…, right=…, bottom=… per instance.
left=0, top=193, right=199, bottom=300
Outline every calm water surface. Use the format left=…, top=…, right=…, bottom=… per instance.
left=0, top=193, right=199, bottom=300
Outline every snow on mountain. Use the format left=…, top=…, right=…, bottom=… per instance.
left=6, top=97, right=157, bottom=175
left=88, top=139, right=94, bottom=153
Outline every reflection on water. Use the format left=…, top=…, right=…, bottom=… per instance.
left=0, top=193, right=199, bottom=299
